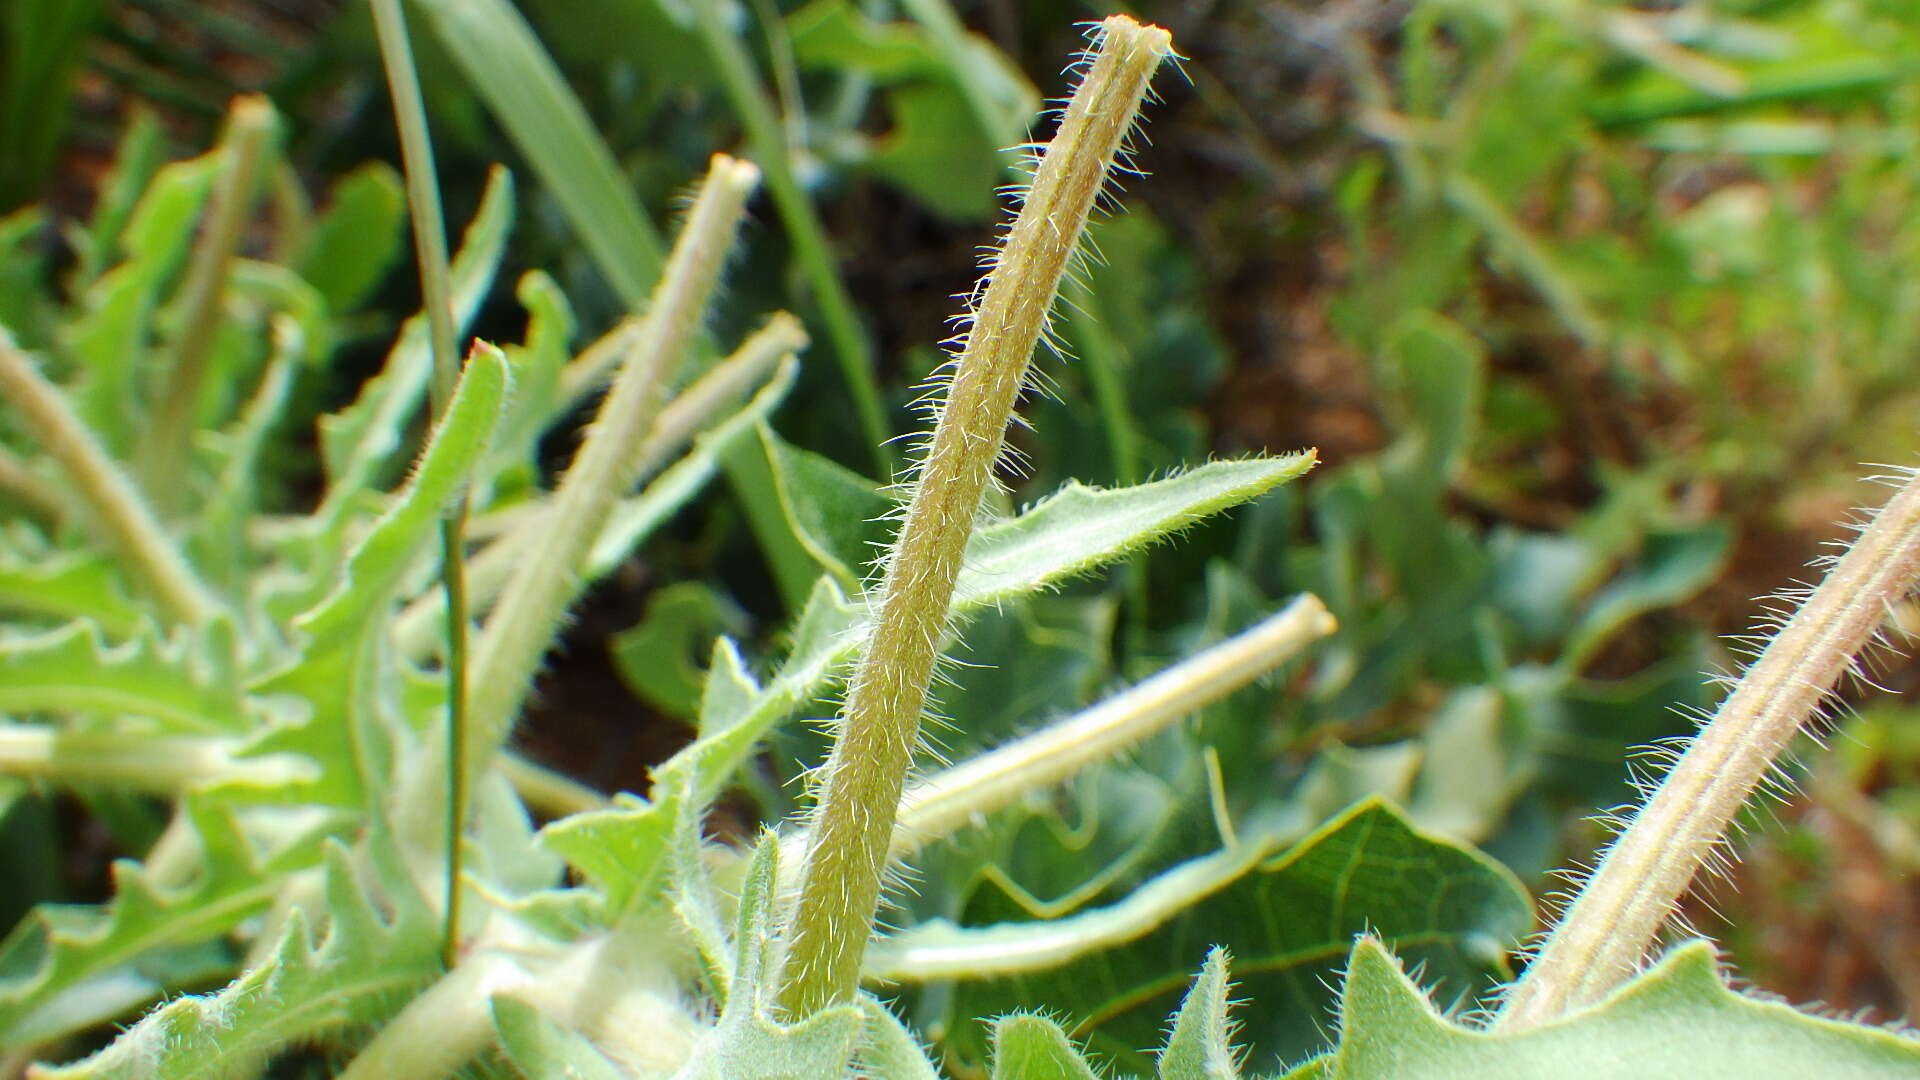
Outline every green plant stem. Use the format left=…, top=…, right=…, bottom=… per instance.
left=892, top=595, right=1333, bottom=857
left=393, top=311, right=804, bottom=662
left=0, top=442, right=69, bottom=524
left=775, top=15, right=1174, bottom=1018
left=0, top=725, right=302, bottom=792
left=140, top=94, right=273, bottom=503
left=1495, top=470, right=1920, bottom=1032
left=0, top=330, right=220, bottom=626
left=371, top=0, right=471, bottom=972
left=687, top=0, right=891, bottom=476
left=465, top=155, right=760, bottom=790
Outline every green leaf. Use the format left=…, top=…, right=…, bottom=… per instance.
left=584, top=357, right=800, bottom=584
left=1560, top=524, right=1730, bottom=672
left=35, top=837, right=441, bottom=1078
left=0, top=621, right=248, bottom=734
left=493, top=995, right=629, bottom=1080
left=315, top=165, right=512, bottom=503
left=786, top=0, right=1034, bottom=221
left=0, top=548, right=145, bottom=637
left=990, top=1015, right=1103, bottom=1080
left=412, top=0, right=663, bottom=306
left=541, top=459, right=1313, bottom=905
left=244, top=344, right=511, bottom=807
left=611, top=582, right=749, bottom=722
left=0, top=0, right=106, bottom=209
left=942, top=800, right=1530, bottom=1074
left=70, top=106, right=165, bottom=290
left=856, top=996, right=942, bottom=1080
left=1159, top=948, right=1242, bottom=1080
left=725, top=421, right=891, bottom=607
left=297, top=161, right=406, bottom=314
left=671, top=837, right=864, bottom=1080
left=1325, top=938, right=1920, bottom=1078
left=865, top=80, right=1005, bottom=221
left=483, top=269, right=576, bottom=499
left=65, top=155, right=218, bottom=443
left=0, top=800, right=323, bottom=1048
left=539, top=788, right=677, bottom=916
left=955, top=456, right=1316, bottom=610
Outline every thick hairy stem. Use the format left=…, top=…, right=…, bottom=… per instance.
left=466, top=156, right=759, bottom=787
left=141, top=94, right=274, bottom=501
left=776, top=15, right=1174, bottom=1017
left=1496, top=471, right=1920, bottom=1031
left=0, top=330, right=221, bottom=626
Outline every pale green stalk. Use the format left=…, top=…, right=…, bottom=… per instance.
left=371, top=0, right=473, bottom=972
left=0, top=725, right=303, bottom=792
left=0, top=330, right=221, bottom=626
left=1495, top=470, right=1920, bottom=1031
left=555, top=315, right=646, bottom=407
left=394, top=311, right=804, bottom=661
left=776, top=15, right=1175, bottom=1017
left=466, top=156, right=760, bottom=786
left=774, top=593, right=1335, bottom=878
left=140, top=94, right=274, bottom=500
left=892, top=595, right=1334, bottom=857
left=686, top=0, right=890, bottom=475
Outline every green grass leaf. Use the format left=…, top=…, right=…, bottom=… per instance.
left=410, top=0, right=663, bottom=306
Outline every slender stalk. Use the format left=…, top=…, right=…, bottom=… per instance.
left=776, top=16, right=1175, bottom=1017
left=0, top=725, right=303, bottom=792
left=687, top=0, right=891, bottom=476
left=893, top=596, right=1333, bottom=857
left=140, top=94, right=273, bottom=502
left=0, top=330, right=221, bottom=626
left=393, top=312, right=806, bottom=662
left=1495, top=470, right=1920, bottom=1031
left=371, top=0, right=470, bottom=971
left=465, top=156, right=760, bottom=789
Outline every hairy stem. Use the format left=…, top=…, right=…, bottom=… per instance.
left=1496, top=471, right=1920, bottom=1031
left=392, top=312, right=804, bottom=662
left=893, top=595, right=1333, bottom=857
left=0, top=725, right=302, bottom=792
left=371, top=0, right=473, bottom=971
left=465, top=155, right=759, bottom=788
left=140, top=94, right=274, bottom=502
left=0, top=330, right=221, bottom=626
left=776, top=15, right=1174, bottom=1017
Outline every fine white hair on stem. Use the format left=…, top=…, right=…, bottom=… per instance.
left=1496, top=466, right=1920, bottom=1033
left=776, top=16, right=1179, bottom=1018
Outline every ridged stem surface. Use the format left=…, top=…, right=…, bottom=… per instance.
left=776, top=15, right=1174, bottom=1017
left=1496, top=471, right=1920, bottom=1030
